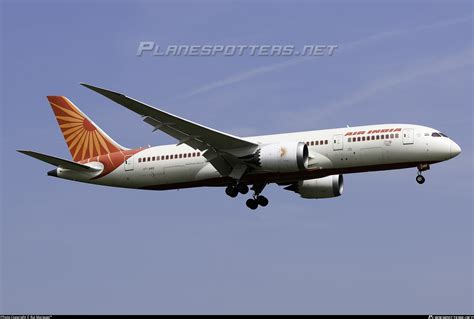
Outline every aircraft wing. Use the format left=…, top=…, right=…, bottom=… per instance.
left=80, top=83, right=257, bottom=151
left=81, top=83, right=259, bottom=178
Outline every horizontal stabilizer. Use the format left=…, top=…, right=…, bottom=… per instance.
left=17, top=150, right=99, bottom=171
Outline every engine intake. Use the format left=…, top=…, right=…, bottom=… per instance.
left=254, top=141, right=308, bottom=172
left=285, top=175, right=344, bottom=199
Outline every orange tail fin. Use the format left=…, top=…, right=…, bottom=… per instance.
left=47, top=96, right=127, bottom=162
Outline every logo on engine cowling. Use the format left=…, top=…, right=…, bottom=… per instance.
left=279, top=147, right=287, bottom=158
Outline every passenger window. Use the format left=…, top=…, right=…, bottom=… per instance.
left=325, top=140, right=328, bottom=144
left=362, top=136, right=365, bottom=141
left=371, top=136, right=375, bottom=140
left=357, top=137, right=361, bottom=142
left=152, top=156, right=156, bottom=161
left=183, top=153, right=187, bottom=158
left=310, top=141, right=314, bottom=146
left=390, top=134, right=394, bottom=138
left=315, top=141, right=319, bottom=145
left=197, top=152, right=201, bottom=156
left=147, top=157, right=151, bottom=161
left=385, top=134, right=389, bottom=139
left=395, top=133, right=399, bottom=138
left=179, top=154, right=183, bottom=158
left=161, top=156, right=165, bottom=160
left=348, top=138, right=351, bottom=142
left=138, top=158, right=142, bottom=163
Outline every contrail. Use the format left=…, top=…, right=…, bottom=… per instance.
left=172, top=14, right=473, bottom=101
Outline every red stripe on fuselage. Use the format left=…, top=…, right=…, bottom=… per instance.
left=80, top=147, right=146, bottom=179
left=139, top=161, right=438, bottom=191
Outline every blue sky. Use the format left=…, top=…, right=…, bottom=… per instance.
left=1, top=0, right=473, bottom=314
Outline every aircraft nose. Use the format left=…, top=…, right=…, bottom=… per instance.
left=450, top=141, right=461, bottom=158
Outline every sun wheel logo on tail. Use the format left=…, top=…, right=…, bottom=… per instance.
left=285, top=175, right=344, bottom=199
left=245, top=142, right=308, bottom=172
left=47, top=96, right=125, bottom=162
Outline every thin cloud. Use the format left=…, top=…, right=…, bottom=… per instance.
left=174, top=14, right=473, bottom=101
left=281, top=47, right=473, bottom=129
left=177, top=58, right=306, bottom=100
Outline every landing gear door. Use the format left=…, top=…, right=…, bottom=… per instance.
left=124, top=155, right=134, bottom=171
left=333, top=134, right=343, bottom=151
left=402, top=128, right=414, bottom=145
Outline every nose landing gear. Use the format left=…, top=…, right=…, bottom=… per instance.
left=416, top=174, right=425, bottom=184
left=416, top=163, right=430, bottom=184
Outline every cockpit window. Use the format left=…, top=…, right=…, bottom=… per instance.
left=431, top=132, right=441, bottom=137
left=439, top=132, right=448, bottom=137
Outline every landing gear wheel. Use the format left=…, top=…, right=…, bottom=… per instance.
left=237, top=183, right=249, bottom=194
left=416, top=175, right=425, bottom=184
left=256, top=195, right=269, bottom=207
left=246, top=198, right=258, bottom=210
left=225, top=186, right=238, bottom=198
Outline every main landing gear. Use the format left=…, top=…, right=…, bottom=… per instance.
left=416, top=163, right=430, bottom=185
left=225, top=182, right=268, bottom=210
left=225, top=183, right=248, bottom=197
left=246, top=195, right=269, bottom=210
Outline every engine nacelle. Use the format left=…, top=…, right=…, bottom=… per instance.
left=258, top=141, right=308, bottom=172
left=285, top=175, right=344, bottom=199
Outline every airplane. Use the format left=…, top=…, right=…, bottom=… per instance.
left=18, top=83, right=462, bottom=210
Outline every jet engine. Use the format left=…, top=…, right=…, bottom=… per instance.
left=254, top=141, right=309, bottom=172
left=285, top=174, right=344, bottom=199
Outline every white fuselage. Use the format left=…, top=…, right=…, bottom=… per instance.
left=55, top=124, right=461, bottom=190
